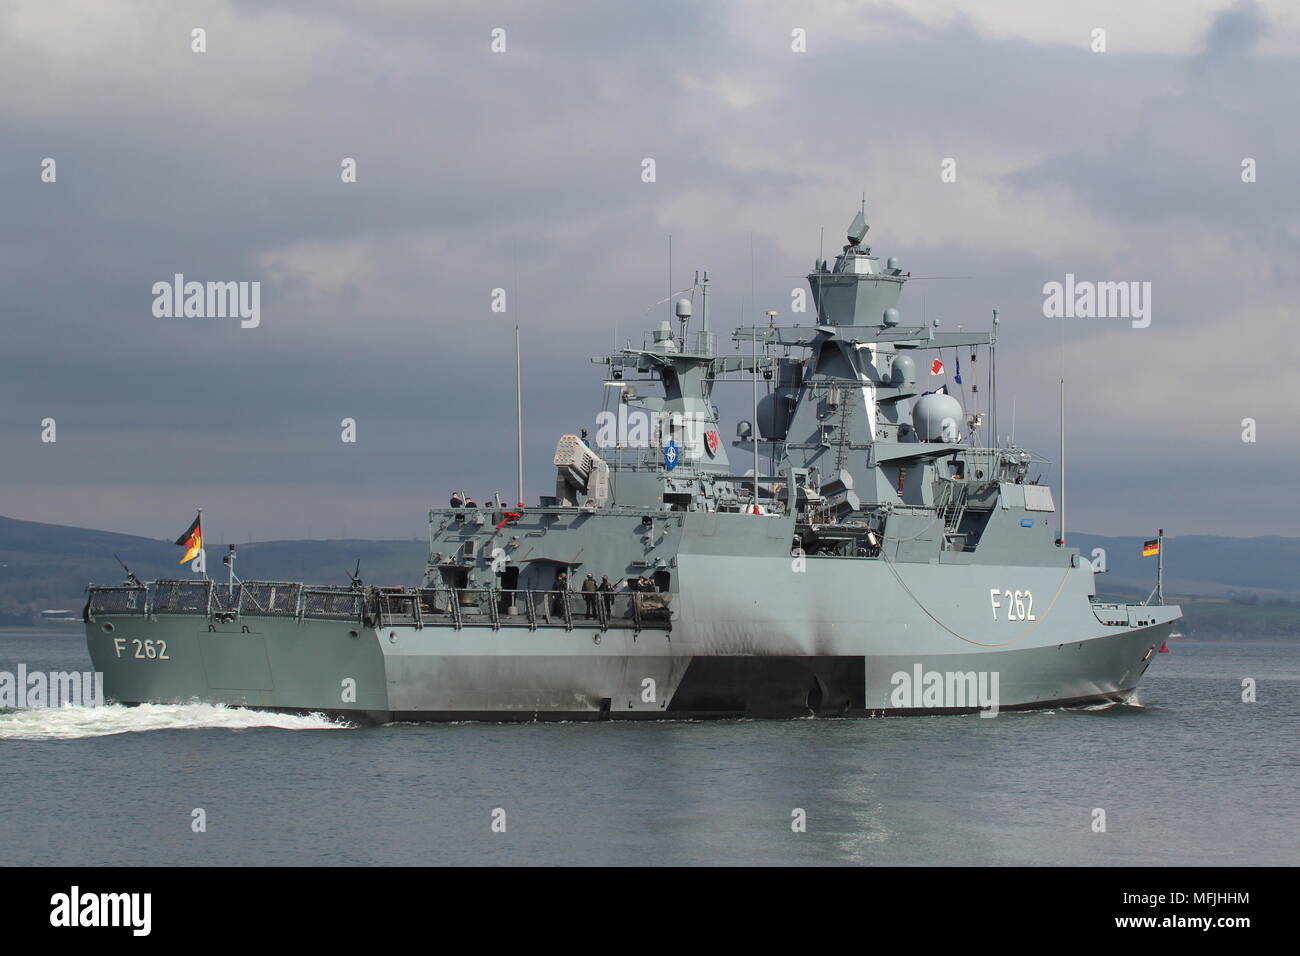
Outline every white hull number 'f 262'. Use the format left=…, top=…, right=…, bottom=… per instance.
left=990, top=588, right=1035, bottom=621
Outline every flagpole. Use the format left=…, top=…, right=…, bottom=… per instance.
left=198, top=507, right=208, bottom=580
left=1157, top=528, right=1164, bottom=606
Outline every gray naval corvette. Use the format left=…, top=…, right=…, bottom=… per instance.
left=85, top=209, right=1181, bottom=722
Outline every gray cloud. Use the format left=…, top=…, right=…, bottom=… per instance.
left=1, top=1, right=1296, bottom=542
left=1196, top=0, right=1268, bottom=69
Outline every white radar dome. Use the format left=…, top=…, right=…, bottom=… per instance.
left=912, top=393, right=964, bottom=442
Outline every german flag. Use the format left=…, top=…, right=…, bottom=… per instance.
left=175, top=513, right=203, bottom=564
left=1142, top=538, right=1160, bottom=557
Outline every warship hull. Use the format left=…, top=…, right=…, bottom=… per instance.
left=83, top=206, right=1183, bottom=722
left=84, top=556, right=1179, bottom=723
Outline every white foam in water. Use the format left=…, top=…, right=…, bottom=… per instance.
left=1073, top=690, right=1145, bottom=711
left=0, top=702, right=350, bottom=740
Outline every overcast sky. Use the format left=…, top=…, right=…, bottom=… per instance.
left=2, top=0, right=1298, bottom=543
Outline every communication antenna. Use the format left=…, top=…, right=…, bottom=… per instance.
left=817, top=227, right=825, bottom=324
left=515, top=325, right=524, bottom=506
left=667, top=234, right=672, bottom=322
left=1059, top=378, right=1066, bottom=545
left=990, top=309, right=999, bottom=449
left=513, top=244, right=524, bottom=506
left=1055, top=308, right=1066, bottom=546
left=700, top=270, right=710, bottom=333
left=1058, top=313, right=1066, bottom=546
left=766, top=310, right=778, bottom=476
left=752, top=327, right=760, bottom=511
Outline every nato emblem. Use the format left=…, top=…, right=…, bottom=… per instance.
left=663, top=440, right=680, bottom=470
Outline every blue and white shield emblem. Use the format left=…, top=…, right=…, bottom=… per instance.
left=663, top=439, right=679, bottom=471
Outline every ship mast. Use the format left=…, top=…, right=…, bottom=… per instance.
left=515, top=325, right=524, bottom=505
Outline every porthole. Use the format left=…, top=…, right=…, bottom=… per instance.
left=101, top=622, right=114, bottom=634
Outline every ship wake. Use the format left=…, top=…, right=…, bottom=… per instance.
left=1064, top=691, right=1146, bottom=713
left=0, top=702, right=350, bottom=740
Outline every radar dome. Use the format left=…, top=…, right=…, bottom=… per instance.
left=890, top=354, right=916, bottom=386
left=882, top=308, right=900, bottom=326
left=912, top=393, right=964, bottom=442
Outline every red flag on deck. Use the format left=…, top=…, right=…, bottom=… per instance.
left=930, top=358, right=944, bottom=375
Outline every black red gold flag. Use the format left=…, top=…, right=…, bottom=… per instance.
left=175, top=514, right=203, bottom=564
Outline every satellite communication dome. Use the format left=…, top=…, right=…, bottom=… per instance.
left=890, top=353, right=916, bottom=386
left=882, top=308, right=900, bottom=326
left=675, top=298, right=692, bottom=319
left=913, top=393, right=964, bottom=442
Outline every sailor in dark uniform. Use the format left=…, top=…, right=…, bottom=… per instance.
left=552, top=571, right=567, bottom=616
left=599, top=575, right=615, bottom=616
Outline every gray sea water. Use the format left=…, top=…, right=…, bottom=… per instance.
left=0, top=628, right=1296, bottom=866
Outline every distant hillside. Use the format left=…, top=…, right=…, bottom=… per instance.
left=1, top=514, right=1297, bottom=638
left=0, top=515, right=424, bottom=622
left=1068, top=533, right=1300, bottom=599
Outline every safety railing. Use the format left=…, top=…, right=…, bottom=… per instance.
left=85, top=586, right=148, bottom=617
left=84, top=582, right=671, bottom=631
left=149, top=579, right=212, bottom=615
left=238, top=582, right=301, bottom=617
left=302, top=588, right=366, bottom=621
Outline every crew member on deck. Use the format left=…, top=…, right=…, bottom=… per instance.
left=450, top=491, right=464, bottom=508
left=552, top=571, right=568, bottom=616
left=581, top=573, right=598, bottom=619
